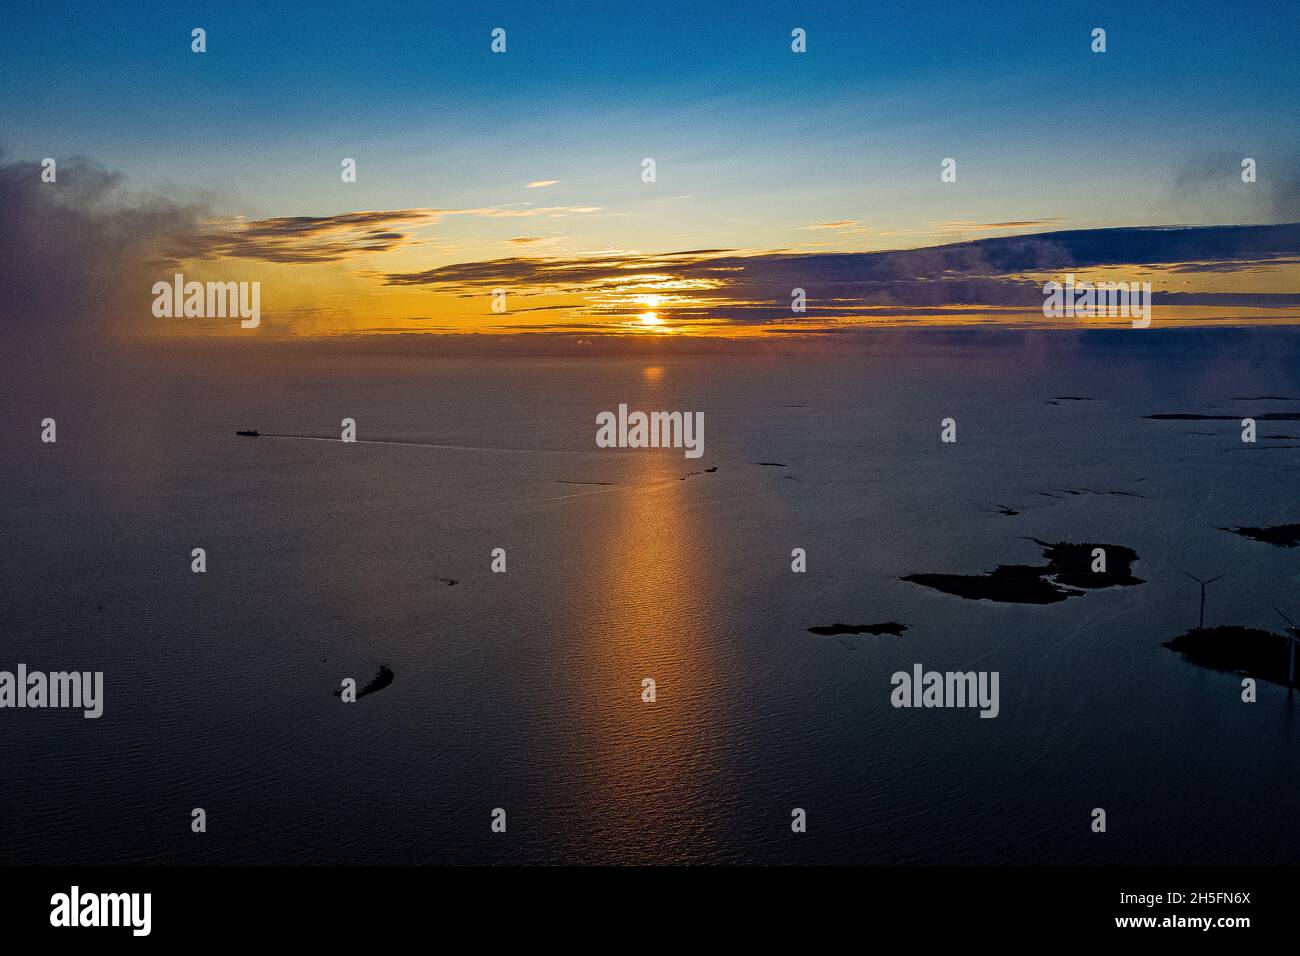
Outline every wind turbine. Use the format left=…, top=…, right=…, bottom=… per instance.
left=1180, top=571, right=1225, bottom=629
left=1273, top=607, right=1300, bottom=688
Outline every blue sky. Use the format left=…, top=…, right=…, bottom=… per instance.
left=4, top=0, right=1297, bottom=238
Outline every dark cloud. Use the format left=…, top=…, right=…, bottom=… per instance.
left=186, top=209, right=441, bottom=263
left=172, top=204, right=601, bottom=264
left=0, top=150, right=208, bottom=344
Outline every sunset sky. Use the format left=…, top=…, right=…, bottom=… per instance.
left=2, top=0, right=1299, bottom=338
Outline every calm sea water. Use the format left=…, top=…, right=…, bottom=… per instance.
left=2, top=332, right=1299, bottom=863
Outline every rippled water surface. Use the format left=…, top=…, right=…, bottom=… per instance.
left=3, top=334, right=1299, bottom=863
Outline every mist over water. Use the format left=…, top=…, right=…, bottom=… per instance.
left=2, top=331, right=1298, bottom=864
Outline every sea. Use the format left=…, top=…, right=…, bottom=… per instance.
left=2, top=329, right=1299, bottom=863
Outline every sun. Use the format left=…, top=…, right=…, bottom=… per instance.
left=639, top=311, right=662, bottom=326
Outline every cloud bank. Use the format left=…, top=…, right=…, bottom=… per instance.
left=380, top=224, right=1300, bottom=324
left=2, top=147, right=1297, bottom=345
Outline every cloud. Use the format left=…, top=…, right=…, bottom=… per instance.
left=379, top=223, right=1300, bottom=322
left=526, top=180, right=560, bottom=188
left=185, top=209, right=444, bottom=263
left=183, top=205, right=601, bottom=263
left=0, top=150, right=209, bottom=343
left=453, top=205, right=599, bottom=218
left=381, top=248, right=739, bottom=292
left=802, top=220, right=860, bottom=230
left=930, top=219, right=1061, bottom=233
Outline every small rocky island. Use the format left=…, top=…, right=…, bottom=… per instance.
left=807, top=622, right=907, bottom=637
left=1164, top=626, right=1296, bottom=687
left=333, top=665, right=395, bottom=699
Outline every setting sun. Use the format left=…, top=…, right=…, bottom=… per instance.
left=639, top=311, right=662, bottom=326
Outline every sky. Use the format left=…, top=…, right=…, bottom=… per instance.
left=2, top=0, right=1299, bottom=339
